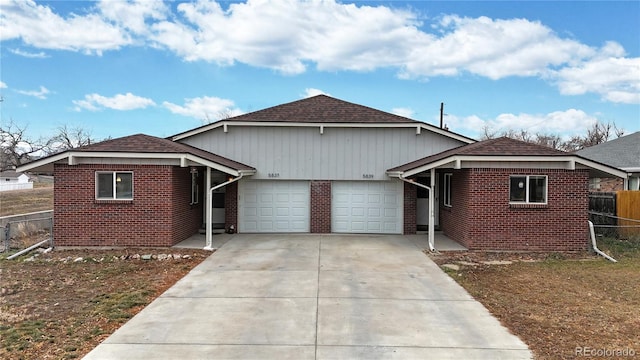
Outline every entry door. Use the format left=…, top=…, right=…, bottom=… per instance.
left=416, top=177, right=439, bottom=227
left=332, top=181, right=402, bottom=234
left=239, top=180, right=310, bottom=233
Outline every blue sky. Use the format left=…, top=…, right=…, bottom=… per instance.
left=1, top=0, right=639, bottom=143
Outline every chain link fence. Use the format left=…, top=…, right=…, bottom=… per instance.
left=1, top=216, right=53, bottom=254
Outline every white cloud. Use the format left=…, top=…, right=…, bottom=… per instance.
left=552, top=43, right=640, bottom=104
left=391, top=107, right=415, bottom=118
left=163, top=96, right=243, bottom=120
left=447, top=109, right=599, bottom=139
left=16, top=85, right=50, bottom=99
left=73, top=92, right=156, bottom=111
left=149, top=0, right=421, bottom=74
left=97, top=0, right=168, bottom=35
left=1, top=0, right=637, bottom=104
left=402, top=16, right=594, bottom=80
left=0, top=81, right=6, bottom=89
left=302, top=88, right=330, bottom=98
left=9, top=48, right=49, bottom=58
left=0, top=0, right=131, bottom=54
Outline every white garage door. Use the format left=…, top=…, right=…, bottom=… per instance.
left=332, top=181, right=403, bottom=234
left=239, top=180, right=310, bottom=233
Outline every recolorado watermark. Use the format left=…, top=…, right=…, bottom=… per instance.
left=576, top=346, right=636, bottom=357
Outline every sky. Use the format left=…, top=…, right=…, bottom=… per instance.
left=1, top=0, right=639, bottom=143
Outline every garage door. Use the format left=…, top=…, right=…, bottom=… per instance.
left=332, top=181, right=402, bottom=234
left=239, top=180, right=310, bottom=233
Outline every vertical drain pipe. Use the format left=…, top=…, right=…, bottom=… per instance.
left=204, top=173, right=244, bottom=250
left=399, top=175, right=436, bottom=252
left=588, top=220, right=617, bottom=263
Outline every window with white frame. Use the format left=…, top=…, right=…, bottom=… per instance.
left=190, top=169, right=199, bottom=205
left=444, top=173, right=452, bottom=207
left=510, top=175, right=547, bottom=204
left=96, top=172, right=133, bottom=200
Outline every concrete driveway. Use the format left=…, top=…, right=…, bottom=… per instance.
left=83, top=234, right=532, bottom=359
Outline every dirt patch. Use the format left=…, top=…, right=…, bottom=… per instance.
left=0, top=248, right=211, bottom=359
left=430, top=248, right=640, bottom=359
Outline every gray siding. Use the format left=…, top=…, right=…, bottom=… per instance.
left=181, top=126, right=465, bottom=180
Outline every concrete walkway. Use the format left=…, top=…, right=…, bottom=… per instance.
left=83, top=235, right=531, bottom=359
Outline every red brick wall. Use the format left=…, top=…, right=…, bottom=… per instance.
left=171, top=167, right=203, bottom=243
left=440, top=170, right=471, bottom=246
left=403, top=182, right=417, bottom=234
left=440, top=168, right=589, bottom=251
left=54, top=164, right=202, bottom=247
left=310, top=181, right=331, bottom=233
left=225, top=181, right=238, bottom=232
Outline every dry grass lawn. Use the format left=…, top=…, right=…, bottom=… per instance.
left=432, top=239, right=640, bottom=359
left=0, top=185, right=53, bottom=216
left=0, top=249, right=211, bottom=359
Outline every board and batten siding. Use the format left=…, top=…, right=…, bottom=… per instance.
left=180, top=126, right=465, bottom=180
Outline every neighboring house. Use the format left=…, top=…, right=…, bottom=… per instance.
left=576, top=131, right=640, bottom=191
left=18, top=95, right=626, bottom=251
left=0, top=171, right=33, bottom=191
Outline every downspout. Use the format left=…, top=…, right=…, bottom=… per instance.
left=204, top=172, right=245, bottom=250
left=398, top=174, right=436, bottom=252
left=588, top=220, right=617, bottom=263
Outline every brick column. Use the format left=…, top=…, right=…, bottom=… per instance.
left=310, top=181, right=331, bottom=233
left=403, top=181, right=417, bottom=234
left=225, top=181, right=238, bottom=233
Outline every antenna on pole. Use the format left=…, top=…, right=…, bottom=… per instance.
left=440, top=102, right=444, bottom=129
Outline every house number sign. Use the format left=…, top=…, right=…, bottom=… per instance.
left=268, top=173, right=280, bottom=178
left=362, top=174, right=374, bottom=179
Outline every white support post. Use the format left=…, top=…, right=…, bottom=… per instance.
left=205, top=167, right=213, bottom=250
left=429, top=168, right=436, bottom=251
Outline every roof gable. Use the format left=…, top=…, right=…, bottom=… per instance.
left=171, top=95, right=475, bottom=144
left=227, top=95, right=419, bottom=124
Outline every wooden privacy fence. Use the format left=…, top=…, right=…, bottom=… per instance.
left=617, top=191, right=640, bottom=237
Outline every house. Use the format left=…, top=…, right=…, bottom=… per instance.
left=576, top=131, right=640, bottom=191
left=17, top=95, right=626, bottom=251
left=0, top=170, right=33, bottom=191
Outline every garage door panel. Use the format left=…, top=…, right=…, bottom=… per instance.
left=240, top=180, right=310, bottom=233
left=332, top=181, right=402, bottom=234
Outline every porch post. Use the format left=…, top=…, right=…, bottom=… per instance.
left=205, top=167, right=213, bottom=250
left=429, top=168, right=436, bottom=251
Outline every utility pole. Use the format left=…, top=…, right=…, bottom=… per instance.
left=439, top=102, right=444, bottom=129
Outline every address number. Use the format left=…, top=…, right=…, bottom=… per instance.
left=268, top=173, right=280, bottom=178
left=362, top=174, right=374, bottom=179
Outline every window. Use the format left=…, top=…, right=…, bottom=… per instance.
left=510, top=175, right=547, bottom=204
left=96, top=172, right=133, bottom=200
left=629, top=176, right=640, bottom=191
left=443, top=173, right=452, bottom=207
left=190, top=170, right=199, bottom=205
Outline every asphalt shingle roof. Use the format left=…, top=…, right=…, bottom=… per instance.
left=388, top=137, right=567, bottom=172
left=575, top=131, right=640, bottom=169
left=225, top=95, right=419, bottom=124
left=74, top=134, right=255, bottom=171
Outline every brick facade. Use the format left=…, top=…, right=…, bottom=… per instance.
left=440, top=168, right=590, bottom=251
left=403, top=182, right=417, bottom=234
left=224, top=181, right=238, bottom=233
left=310, top=181, right=331, bottom=233
left=54, top=164, right=202, bottom=247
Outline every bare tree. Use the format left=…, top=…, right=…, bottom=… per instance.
left=47, top=125, right=95, bottom=153
left=0, top=119, right=50, bottom=171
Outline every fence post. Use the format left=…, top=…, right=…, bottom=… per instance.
left=49, top=217, right=54, bottom=248
left=4, top=223, right=10, bottom=252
